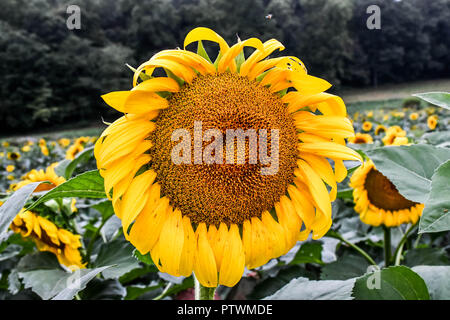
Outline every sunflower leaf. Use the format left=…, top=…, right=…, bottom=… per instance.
left=0, top=182, right=43, bottom=239
left=412, top=266, right=450, bottom=300
left=412, top=92, right=450, bottom=110
left=365, top=144, right=450, bottom=204
left=196, top=40, right=212, bottom=64
left=64, top=146, right=94, bottom=179
left=26, top=170, right=106, bottom=211
left=352, top=266, right=430, bottom=300
left=94, top=239, right=140, bottom=279
left=419, top=159, right=450, bottom=234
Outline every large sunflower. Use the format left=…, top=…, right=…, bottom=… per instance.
left=350, top=160, right=424, bottom=227
left=95, top=28, right=360, bottom=287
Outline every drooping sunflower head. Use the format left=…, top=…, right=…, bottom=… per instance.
left=350, top=160, right=424, bottom=227
left=10, top=210, right=85, bottom=270
left=95, top=28, right=361, bottom=287
left=348, top=132, right=373, bottom=144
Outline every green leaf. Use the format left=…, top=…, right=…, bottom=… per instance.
left=320, top=253, right=370, bottom=280
left=336, top=188, right=353, bottom=200
left=419, top=160, right=450, bottom=233
left=26, top=170, right=106, bottom=211
left=420, top=131, right=450, bottom=147
left=54, top=159, right=72, bottom=177
left=366, top=145, right=450, bottom=203
left=412, top=266, right=450, bottom=300
left=125, top=284, right=162, bottom=300
left=352, top=266, right=430, bottom=300
left=0, top=182, right=43, bottom=238
left=196, top=40, right=212, bottom=64
left=289, top=242, right=323, bottom=265
left=64, top=146, right=94, bottom=179
left=81, top=278, right=126, bottom=300
left=94, top=240, right=140, bottom=279
left=91, top=199, right=114, bottom=220
left=133, top=249, right=154, bottom=266
left=264, top=277, right=356, bottom=300
left=404, top=248, right=449, bottom=267
left=413, top=92, right=450, bottom=110
left=51, top=266, right=112, bottom=300
left=249, top=265, right=317, bottom=299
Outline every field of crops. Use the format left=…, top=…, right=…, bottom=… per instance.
left=0, top=92, right=449, bottom=300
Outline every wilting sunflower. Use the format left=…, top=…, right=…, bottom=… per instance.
left=14, top=163, right=66, bottom=192
left=10, top=210, right=84, bottom=269
left=350, top=160, right=424, bottom=227
left=362, top=121, right=373, bottom=132
left=95, top=27, right=361, bottom=287
left=427, top=115, right=438, bottom=130
left=348, top=133, right=373, bottom=144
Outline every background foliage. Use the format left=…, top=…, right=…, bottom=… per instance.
left=0, top=0, right=449, bottom=132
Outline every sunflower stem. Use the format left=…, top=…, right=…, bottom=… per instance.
left=383, top=226, right=392, bottom=267
left=393, top=223, right=417, bottom=266
left=327, top=232, right=377, bottom=266
left=194, top=276, right=216, bottom=300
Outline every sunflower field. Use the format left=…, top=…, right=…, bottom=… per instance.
left=0, top=28, right=450, bottom=302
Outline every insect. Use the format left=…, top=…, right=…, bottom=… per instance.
left=265, top=14, right=273, bottom=20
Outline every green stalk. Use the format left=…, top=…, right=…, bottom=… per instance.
left=194, top=276, right=216, bottom=300
left=383, top=226, right=392, bottom=267
left=393, top=224, right=417, bottom=266
left=327, top=232, right=377, bottom=266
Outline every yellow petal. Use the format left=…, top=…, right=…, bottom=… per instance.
left=193, top=223, right=218, bottom=287
left=219, top=224, right=245, bottom=287
left=179, top=216, right=196, bottom=277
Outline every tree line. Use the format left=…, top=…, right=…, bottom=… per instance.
left=0, top=0, right=449, bottom=132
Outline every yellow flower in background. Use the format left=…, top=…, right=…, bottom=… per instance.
left=427, top=115, right=438, bottom=130
left=348, top=133, right=373, bottom=144
left=7, top=151, right=21, bottom=161
left=22, top=145, right=31, bottom=152
left=391, top=136, right=410, bottom=146
left=0, top=152, right=4, bottom=157
left=65, top=136, right=90, bottom=160
left=95, top=27, right=361, bottom=287
left=392, top=111, right=405, bottom=118
left=39, top=139, right=49, bottom=156
left=6, top=165, right=15, bottom=172
left=382, top=126, right=406, bottom=146
left=2, top=141, right=10, bottom=147
left=10, top=210, right=85, bottom=269
left=362, top=121, right=373, bottom=132
left=13, top=163, right=66, bottom=192
left=383, top=114, right=389, bottom=121
left=409, top=112, right=419, bottom=121
left=375, top=124, right=387, bottom=135
left=58, top=138, right=71, bottom=148
left=7, top=175, right=15, bottom=180
left=366, top=111, right=373, bottom=118
left=350, top=160, right=424, bottom=227
left=39, top=138, right=46, bottom=146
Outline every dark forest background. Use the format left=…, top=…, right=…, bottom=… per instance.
left=0, top=0, right=449, bottom=132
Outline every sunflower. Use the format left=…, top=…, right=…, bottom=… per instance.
left=362, top=121, right=373, bottom=132
left=39, top=139, right=49, bottom=156
left=13, top=163, right=66, bottom=192
left=58, top=138, right=71, bottom=148
left=391, top=136, right=410, bottom=146
left=22, top=145, right=31, bottom=152
left=382, top=126, right=406, bottom=146
left=66, top=137, right=89, bottom=160
left=6, top=165, right=15, bottom=172
left=10, top=210, right=85, bottom=269
left=95, top=28, right=360, bottom=287
left=427, top=115, right=438, bottom=130
left=374, top=124, right=386, bottom=135
left=350, top=160, right=424, bottom=227
left=2, top=141, right=10, bottom=147
left=409, top=112, right=419, bottom=121
left=7, top=151, right=21, bottom=161
left=348, top=133, right=373, bottom=144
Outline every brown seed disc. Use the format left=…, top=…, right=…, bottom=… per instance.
left=364, top=168, right=418, bottom=211
left=148, top=72, right=299, bottom=225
